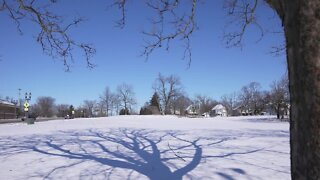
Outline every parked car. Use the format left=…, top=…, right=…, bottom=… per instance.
left=64, top=114, right=75, bottom=119
left=21, top=112, right=38, bottom=121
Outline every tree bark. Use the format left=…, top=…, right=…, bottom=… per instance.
left=283, top=0, right=320, bottom=179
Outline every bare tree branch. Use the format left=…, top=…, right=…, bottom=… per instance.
left=112, top=0, right=284, bottom=66
left=109, top=0, right=127, bottom=29
left=265, top=29, right=285, bottom=56
left=270, top=43, right=286, bottom=56
left=113, top=0, right=197, bottom=66
left=223, top=0, right=265, bottom=47
left=1, top=0, right=96, bottom=71
left=142, top=0, right=197, bottom=66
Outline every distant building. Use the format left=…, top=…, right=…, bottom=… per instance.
left=185, top=104, right=200, bottom=115
left=231, top=106, right=242, bottom=116
left=0, top=100, right=19, bottom=119
left=201, top=112, right=210, bottom=117
left=232, top=105, right=253, bottom=116
left=210, top=104, right=227, bottom=117
left=233, top=104, right=277, bottom=116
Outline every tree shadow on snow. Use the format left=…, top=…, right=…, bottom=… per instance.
left=0, top=128, right=288, bottom=179
left=238, top=117, right=289, bottom=123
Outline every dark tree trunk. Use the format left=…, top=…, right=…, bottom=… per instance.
left=283, top=0, right=320, bottom=179
left=124, top=103, right=128, bottom=115
left=275, top=104, right=280, bottom=119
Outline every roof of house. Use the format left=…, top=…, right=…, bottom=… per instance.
left=186, top=104, right=198, bottom=111
left=0, top=100, right=15, bottom=106
left=211, top=104, right=226, bottom=111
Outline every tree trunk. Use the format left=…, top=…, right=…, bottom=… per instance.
left=106, top=104, right=109, bottom=117
left=124, top=102, right=128, bottom=115
left=284, top=0, right=320, bottom=179
left=276, top=104, right=280, bottom=119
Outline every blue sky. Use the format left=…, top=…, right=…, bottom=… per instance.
left=0, top=0, right=286, bottom=109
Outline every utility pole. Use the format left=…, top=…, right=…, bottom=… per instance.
left=18, top=88, right=22, bottom=115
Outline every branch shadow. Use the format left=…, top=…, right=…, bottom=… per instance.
left=237, top=117, right=289, bottom=123
left=0, top=128, right=288, bottom=179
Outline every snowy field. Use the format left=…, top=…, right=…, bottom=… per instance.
left=0, top=116, right=290, bottom=180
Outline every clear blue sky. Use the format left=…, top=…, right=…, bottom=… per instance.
left=0, top=0, right=286, bottom=109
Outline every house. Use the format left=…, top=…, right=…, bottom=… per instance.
left=231, top=106, right=242, bottom=116
left=0, top=100, right=19, bottom=119
left=232, top=105, right=253, bottom=116
left=210, top=104, right=227, bottom=117
left=201, top=112, right=210, bottom=117
left=185, top=104, right=200, bottom=115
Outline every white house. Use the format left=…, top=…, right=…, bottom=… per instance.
left=210, top=104, right=227, bottom=117
left=185, top=104, right=200, bottom=115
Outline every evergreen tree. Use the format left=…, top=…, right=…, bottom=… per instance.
left=140, top=107, right=152, bottom=115
left=139, top=108, right=145, bottom=115
left=69, top=105, right=75, bottom=118
left=150, top=92, right=160, bottom=111
left=119, top=108, right=129, bottom=115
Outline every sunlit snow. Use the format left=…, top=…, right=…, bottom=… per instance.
left=0, top=115, right=290, bottom=180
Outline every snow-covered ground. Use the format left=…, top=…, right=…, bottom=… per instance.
left=0, top=116, right=290, bottom=180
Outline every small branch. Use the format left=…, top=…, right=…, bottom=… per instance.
left=270, top=44, right=286, bottom=56
left=110, top=0, right=127, bottom=29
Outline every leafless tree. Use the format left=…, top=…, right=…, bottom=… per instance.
left=117, top=83, right=136, bottom=115
left=95, top=101, right=106, bottom=117
left=33, top=96, right=56, bottom=117
left=269, top=75, right=290, bottom=119
left=110, top=94, right=121, bottom=116
left=75, top=106, right=87, bottom=118
left=83, top=100, right=96, bottom=117
left=100, top=86, right=117, bottom=117
left=56, top=104, right=69, bottom=117
left=171, top=94, right=192, bottom=115
left=0, top=0, right=95, bottom=71
left=153, top=73, right=183, bottom=114
left=238, top=82, right=265, bottom=115
left=221, top=92, right=238, bottom=116
left=194, top=95, right=218, bottom=115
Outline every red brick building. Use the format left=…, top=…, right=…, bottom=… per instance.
left=0, top=100, right=19, bottom=119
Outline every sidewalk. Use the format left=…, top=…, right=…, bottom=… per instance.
left=0, top=117, right=64, bottom=124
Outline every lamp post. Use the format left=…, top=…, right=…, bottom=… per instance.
left=24, top=92, right=32, bottom=118
left=25, top=92, right=31, bottom=101
left=18, top=88, right=22, bottom=114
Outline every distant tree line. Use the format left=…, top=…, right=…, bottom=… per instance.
left=140, top=74, right=289, bottom=119
left=221, top=76, right=290, bottom=119
left=7, top=74, right=288, bottom=119
left=27, top=83, right=136, bottom=118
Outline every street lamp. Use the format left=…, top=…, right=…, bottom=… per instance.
left=25, top=92, right=31, bottom=101
left=24, top=92, right=32, bottom=118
